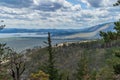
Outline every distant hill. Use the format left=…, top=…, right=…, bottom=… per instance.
left=54, top=22, right=115, bottom=39
left=0, top=22, right=114, bottom=39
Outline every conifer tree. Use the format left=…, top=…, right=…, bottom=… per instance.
left=113, top=0, right=120, bottom=39
left=100, top=20, right=120, bottom=44
left=114, top=20, right=120, bottom=39
left=100, top=0, right=120, bottom=41
left=113, top=50, right=120, bottom=75
left=113, top=0, right=120, bottom=6
left=44, top=32, right=60, bottom=80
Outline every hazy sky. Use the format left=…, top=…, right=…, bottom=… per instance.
left=0, top=0, right=119, bottom=29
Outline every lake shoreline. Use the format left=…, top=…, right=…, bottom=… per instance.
left=0, top=37, right=84, bottom=52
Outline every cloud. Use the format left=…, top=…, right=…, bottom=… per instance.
left=0, top=6, right=119, bottom=29
left=0, top=0, right=81, bottom=12
left=0, top=0, right=119, bottom=29
left=80, top=0, right=118, bottom=8
left=85, top=0, right=102, bottom=7
left=0, top=0, right=33, bottom=8
left=33, top=0, right=82, bottom=11
left=34, top=2, right=63, bottom=11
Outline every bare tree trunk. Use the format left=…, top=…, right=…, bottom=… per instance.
left=9, top=52, right=25, bottom=80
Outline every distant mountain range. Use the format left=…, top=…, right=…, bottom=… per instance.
left=0, top=22, right=115, bottom=39
left=60, top=22, right=115, bottom=39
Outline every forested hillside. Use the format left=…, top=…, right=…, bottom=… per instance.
left=0, top=0, right=120, bottom=80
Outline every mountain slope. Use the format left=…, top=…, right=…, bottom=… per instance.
left=0, top=22, right=114, bottom=39
left=58, top=22, right=114, bottom=39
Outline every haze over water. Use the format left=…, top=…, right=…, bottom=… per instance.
left=0, top=37, right=81, bottom=52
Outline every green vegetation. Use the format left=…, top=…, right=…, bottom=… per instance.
left=113, top=0, right=120, bottom=6
left=100, top=20, right=120, bottom=41
left=42, top=32, right=61, bottom=80
left=0, top=47, right=26, bottom=80
left=0, top=31, right=120, bottom=80
left=76, top=51, right=89, bottom=80
left=9, top=52, right=26, bottom=80
left=0, top=1, right=120, bottom=80
left=30, top=70, right=49, bottom=80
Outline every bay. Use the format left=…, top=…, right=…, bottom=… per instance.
left=0, top=37, right=81, bottom=52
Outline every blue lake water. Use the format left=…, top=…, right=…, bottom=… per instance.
left=0, top=37, right=81, bottom=52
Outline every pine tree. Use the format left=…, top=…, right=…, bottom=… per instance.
left=113, top=0, right=120, bottom=6
left=99, top=20, right=120, bottom=45
left=44, top=32, right=60, bottom=80
left=99, top=31, right=110, bottom=43
left=114, top=20, right=120, bottom=39
left=113, top=50, right=120, bottom=74
left=113, top=1, right=120, bottom=75
left=114, top=0, right=120, bottom=39
left=98, top=1, right=120, bottom=79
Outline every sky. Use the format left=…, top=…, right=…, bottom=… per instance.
left=0, top=0, right=119, bottom=29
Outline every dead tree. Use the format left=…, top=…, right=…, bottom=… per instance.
left=9, top=52, right=25, bottom=80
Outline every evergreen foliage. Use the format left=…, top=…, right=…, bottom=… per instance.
left=113, top=0, right=120, bottom=6
left=44, top=32, right=60, bottom=80
left=76, top=51, right=89, bottom=80
left=113, top=49, right=120, bottom=74
left=100, top=20, right=120, bottom=42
